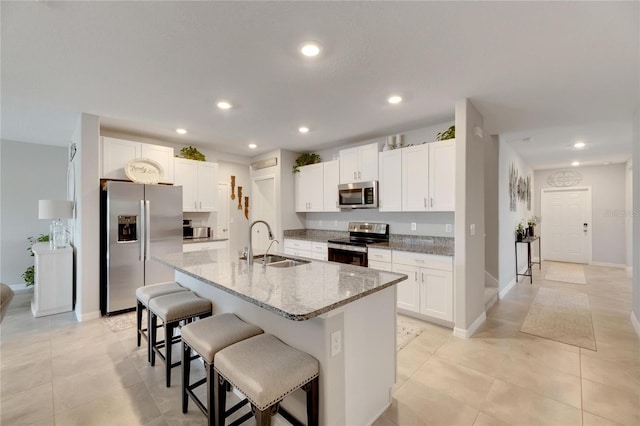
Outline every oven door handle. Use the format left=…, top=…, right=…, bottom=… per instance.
left=327, top=243, right=368, bottom=253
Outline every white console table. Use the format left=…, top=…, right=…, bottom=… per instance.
left=31, top=242, right=73, bottom=317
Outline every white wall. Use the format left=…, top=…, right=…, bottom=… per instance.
left=484, top=135, right=499, bottom=281
left=453, top=99, right=486, bottom=336
left=498, top=140, right=535, bottom=294
left=632, top=107, right=639, bottom=336
left=0, top=140, right=68, bottom=288
left=625, top=160, right=633, bottom=271
left=217, top=161, right=252, bottom=255
left=535, top=164, right=627, bottom=266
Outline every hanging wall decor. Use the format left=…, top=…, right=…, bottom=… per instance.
left=244, top=196, right=249, bottom=220
left=237, top=186, right=243, bottom=210
left=509, top=163, right=518, bottom=212
left=230, top=176, right=236, bottom=200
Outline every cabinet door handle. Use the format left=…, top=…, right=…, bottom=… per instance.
left=358, top=171, right=361, bottom=179
left=199, top=201, right=202, bottom=209
left=354, top=171, right=357, bottom=180
left=430, top=198, right=433, bottom=208
left=422, top=272, right=425, bottom=282
left=194, top=201, right=198, bottom=209
left=424, top=198, right=427, bottom=208
left=414, top=271, right=418, bottom=281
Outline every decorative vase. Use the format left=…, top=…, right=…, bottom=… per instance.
left=516, top=231, right=524, bottom=242
left=528, top=226, right=535, bottom=238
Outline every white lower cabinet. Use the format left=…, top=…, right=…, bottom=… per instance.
left=311, top=242, right=328, bottom=261
left=392, top=250, right=453, bottom=323
left=31, top=243, right=73, bottom=318
left=283, top=239, right=313, bottom=257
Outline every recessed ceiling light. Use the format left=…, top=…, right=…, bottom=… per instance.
left=217, top=101, right=232, bottom=110
left=298, top=126, right=310, bottom=134
left=574, top=141, right=585, bottom=148
left=248, top=143, right=257, bottom=149
left=176, top=128, right=187, bottom=135
left=571, top=161, right=580, bottom=167
left=300, top=42, right=320, bottom=57
left=387, top=95, right=402, bottom=104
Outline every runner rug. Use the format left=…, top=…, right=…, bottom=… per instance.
left=520, top=287, right=596, bottom=351
left=544, top=261, right=587, bottom=284
left=397, top=319, right=423, bottom=351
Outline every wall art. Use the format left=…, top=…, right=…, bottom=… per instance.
left=547, top=170, right=582, bottom=187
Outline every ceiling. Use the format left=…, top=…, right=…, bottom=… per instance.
left=2, top=2, right=638, bottom=169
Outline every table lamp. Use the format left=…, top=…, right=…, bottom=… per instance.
left=38, top=200, right=73, bottom=249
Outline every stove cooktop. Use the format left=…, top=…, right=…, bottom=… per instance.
left=327, top=237, right=384, bottom=247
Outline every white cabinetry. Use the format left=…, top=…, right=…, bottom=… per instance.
left=311, top=242, right=328, bottom=261
left=339, top=142, right=379, bottom=184
left=101, top=137, right=175, bottom=184
left=174, top=158, right=218, bottom=212
left=402, top=144, right=430, bottom=211
left=295, top=161, right=340, bottom=213
left=368, top=248, right=392, bottom=272
left=323, top=160, right=340, bottom=212
left=295, top=163, right=324, bottom=212
left=393, top=250, right=453, bottom=322
left=378, top=150, right=402, bottom=212
left=31, top=242, right=73, bottom=318
left=428, top=140, right=456, bottom=211
left=283, top=239, right=313, bottom=257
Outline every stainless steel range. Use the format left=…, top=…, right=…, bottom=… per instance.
left=327, top=222, right=389, bottom=267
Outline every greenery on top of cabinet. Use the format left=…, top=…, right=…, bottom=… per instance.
left=178, top=146, right=206, bottom=161
left=292, top=153, right=321, bottom=173
left=436, top=125, right=455, bottom=141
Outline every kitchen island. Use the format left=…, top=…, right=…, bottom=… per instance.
left=155, top=248, right=407, bottom=426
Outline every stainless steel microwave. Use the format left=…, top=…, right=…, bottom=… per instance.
left=338, top=181, right=378, bottom=209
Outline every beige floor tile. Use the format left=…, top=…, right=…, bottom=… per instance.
left=410, top=357, right=494, bottom=409
left=506, top=335, right=581, bottom=377
left=0, top=382, right=53, bottom=426
left=385, top=378, right=479, bottom=426
left=372, top=412, right=398, bottom=426
left=0, top=337, right=51, bottom=367
left=495, top=351, right=582, bottom=408
left=0, top=357, right=53, bottom=397
left=582, top=378, right=640, bottom=426
left=481, top=379, right=582, bottom=426
left=395, top=341, right=432, bottom=390
left=52, top=355, right=143, bottom=412
left=54, top=382, right=162, bottom=426
left=433, top=337, right=510, bottom=377
left=582, top=411, right=623, bottom=426
left=473, top=411, right=511, bottom=426
left=27, top=417, right=55, bottom=426
left=581, top=354, right=640, bottom=392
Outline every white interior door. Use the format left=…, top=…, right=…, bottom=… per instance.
left=251, top=176, right=276, bottom=253
left=541, top=187, right=591, bottom=263
left=216, top=183, right=230, bottom=240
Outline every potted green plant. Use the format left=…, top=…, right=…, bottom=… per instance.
left=178, top=146, right=206, bottom=161
left=22, top=234, right=49, bottom=286
left=436, top=125, right=455, bottom=141
left=515, top=222, right=525, bottom=242
left=292, top=153, right=321, bottom=173
left=527, top=216, right=540, bottom=237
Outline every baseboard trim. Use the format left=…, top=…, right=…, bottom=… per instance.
left=590, top=262, right=626, bottom=269
left=8, top=284, right=30, bottom=293
left=631, top=311, right=640, bottom=338
left=75, top=310, right=101, bottom=322
left=453, top=311, right=487, bottom=339
left=625, top=266, right=632, bottom=272
left=484, top=271, right=499, bottom=288
left=499, top=278, right=516, bottom=300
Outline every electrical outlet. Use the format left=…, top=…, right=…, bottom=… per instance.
left=445, top=224, right=452, bottom=233
left=470, top=224, right=476, bottom=236
left=330, top=330, right=342, bottom=357
left=411, top=222, right=417, bottom=231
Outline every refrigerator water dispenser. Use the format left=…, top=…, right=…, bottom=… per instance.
left=118, top=215, right=138, bottom=242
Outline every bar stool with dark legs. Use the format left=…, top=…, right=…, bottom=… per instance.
left=136, top=282, right=188, bottom=362
left=148, top=291, right=212, bottom=387
left=214, top=334, right=319, bottom=426
left=181, top=313, right=264, bottom=426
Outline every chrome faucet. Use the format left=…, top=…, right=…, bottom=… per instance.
left=262, top=239, right=279, bottom=266
left=247, top=220, right=275, bottom=265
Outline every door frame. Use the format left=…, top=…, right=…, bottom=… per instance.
left=251, top=174, right=278, bottom=250
left=540, top=186, right=592, bottom=264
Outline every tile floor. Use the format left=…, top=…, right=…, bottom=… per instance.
left=1, top=262, right=638, bottom=425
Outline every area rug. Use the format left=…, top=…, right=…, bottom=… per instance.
left=520, top=287, right=596, bottom=351
left=102, top=311, right=139, bottom=332
left=397, top=319, right=423, bottom=351
left=544, top=261, right=586, bottom=284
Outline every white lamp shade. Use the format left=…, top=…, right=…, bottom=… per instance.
left=38, top=200, right=74, bottom=220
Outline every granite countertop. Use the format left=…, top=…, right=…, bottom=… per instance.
left=183, top=237, right=229, bottom=245
left=283, top=229, right=455, bottom=257
left=154, top=248, right=407, bottom=321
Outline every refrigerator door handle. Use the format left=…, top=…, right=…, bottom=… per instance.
left=145, top=200, right=151, bottom=260
left=139, top=200, right=145, bottom=261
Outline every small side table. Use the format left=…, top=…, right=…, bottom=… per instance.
left=31, top=242, right=73, bottom=317
left=515, top=236, right=541, bottom=284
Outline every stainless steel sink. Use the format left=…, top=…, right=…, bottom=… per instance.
left=239, top=254, right=310, bottom=268
left=267, top=258, right=311, bottom=268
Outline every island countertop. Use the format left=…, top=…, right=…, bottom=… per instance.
left=154, top=249, right=407, bottom=321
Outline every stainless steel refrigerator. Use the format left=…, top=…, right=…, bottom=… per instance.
left=100, top=181, right=182, bottom=315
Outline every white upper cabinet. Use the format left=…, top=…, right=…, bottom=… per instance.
left=428, top=140, right=455, bottom=211
left=339, top=142, right=379, bottom=184
left=295, top=163, right=324, bottom=212
left=101, top=137, right=174, bottom=183
left=323, top=160, right=340, bottom=212
left=402, top=144, right=430, bottom=211
left=378, top=150, right=402, bottom=212
left=174, top=158, right=218, bottom=212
